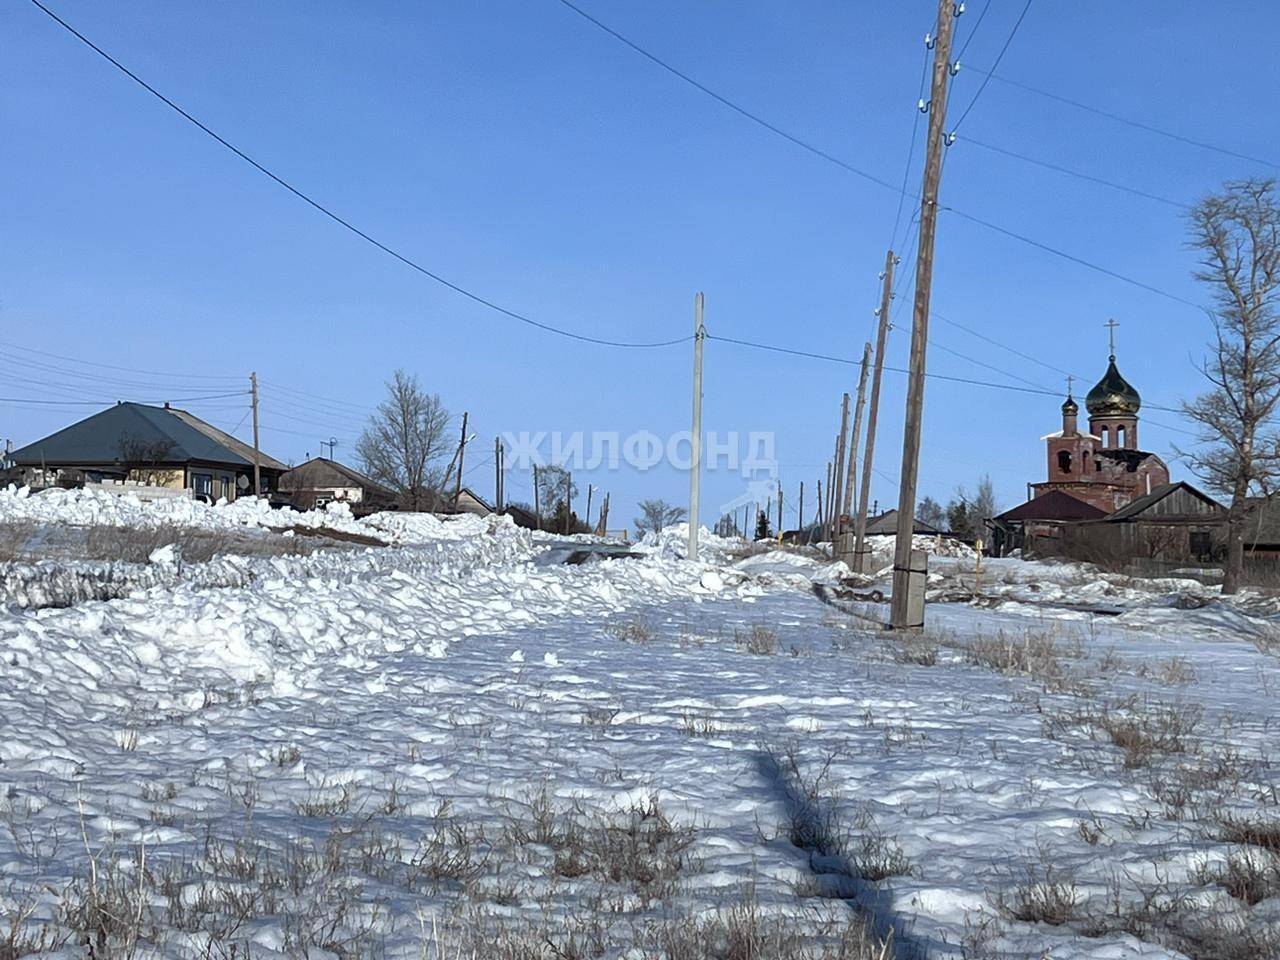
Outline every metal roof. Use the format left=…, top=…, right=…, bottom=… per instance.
left=9, top=402, right=283, bottom=471
left=995, top=490, right=1107, bottom=523
left=1106, top=481, right=1223, bottom=521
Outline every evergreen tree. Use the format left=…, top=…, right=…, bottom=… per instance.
left=754, top=510, right=772, bottom=541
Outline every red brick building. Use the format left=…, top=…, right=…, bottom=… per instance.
left=1029, top=352, right=1169, bottom=513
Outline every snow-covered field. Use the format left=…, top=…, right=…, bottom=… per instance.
left=2, top=489, right=1279, bottom=958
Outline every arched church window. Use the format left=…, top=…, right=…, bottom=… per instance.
left=1100, top=426, right=1110, bottom=448
left=1117, top=425, right=1126, bottom=448
left=1057, top=450, right=1072, bottom=474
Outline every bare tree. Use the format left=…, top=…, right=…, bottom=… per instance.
left=356, top=370, right=451, bottom=512
left=118, top=434, right=178, bottom=486
left=1177, top=178, right=1280, bottom=593
left=945, top=475, right=998, bottom=541
left=634, top=498, right=687, bottom=537
left=534, top=465, right=577, bottom=530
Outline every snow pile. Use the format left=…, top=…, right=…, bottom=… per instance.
left=0, top=484, right=533, bottom=551
left=634, top=521, right=746, bottom=563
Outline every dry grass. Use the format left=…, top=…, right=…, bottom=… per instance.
left=1218, top=813, right=1280, bottom=853
left=607, top=618, right=657, bottom=645
left=992, top=849, right=1081, bottom=927
left=735, top=624, right=780, bottom=656
left=889, top=633, right=939, bottom=667
left=1193, top=850, right=1280, bottom=906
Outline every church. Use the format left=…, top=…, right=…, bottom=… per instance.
left=1029, top=346, right=1170, bottom=513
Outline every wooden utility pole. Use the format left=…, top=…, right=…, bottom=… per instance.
left=454, top=411, right=469, bottom=507
left=832, top=395, right=849, bottom=537
left=250, top=372, right=261, bottom=497
left=533, top=463, right=541, bottom=531
left=838, top=344, right=872, bottom=562
left=585, top=484, right=594, bottom=531
left=798, top=481, right=805, bottom=534
left=688, top=292, right=706, bottom=560
left=816, top=478, right=825, bottom=542
left=891, top=0, right=956, bottom=630
left=776, top=484, right=783, bottom=534
left=854, top=250, right=896, bottom=573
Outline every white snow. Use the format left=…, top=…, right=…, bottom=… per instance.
left=0, top=493, right=1276, bottom=957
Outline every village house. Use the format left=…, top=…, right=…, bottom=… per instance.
left=4, top=401, right=285, bottom=500
left=277, top=457, right=397, bottom=514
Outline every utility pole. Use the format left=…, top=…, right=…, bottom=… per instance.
left=776, top=484, right=783, bottom=535
left=854, top=250, right=896, bottom=573
left=533, top=463, right=541, bottom=531
left=564, top=470, right=573, bottom=533
left=250, top=372, right=261, bottom=497
left=798, top=481, right=805, bottom=535
left=839, top=344, right=872, bottom=563
left=832, top=398, right=849, bottom=541
left=688, top=292, right=706, bottom=560
left=495, top=437, right=504, bottom=511
left=454, top=411, right=469, bottom=508
left=891, top=0, right=956, bottom=630
left=585, top=484, right=594, bottom=531
left=816, top=479, right=824, bottom=543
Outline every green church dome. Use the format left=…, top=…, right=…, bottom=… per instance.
left=1086, top=357, right=1140, bottom=417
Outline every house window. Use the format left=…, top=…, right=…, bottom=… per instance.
left=1057, top=450, right=1072, bottom=474
left=192, top=473, right=213, bottom=496
left=220, top=476, right=234, bottom=500
left=1189, top=530, right=1212, bottom=561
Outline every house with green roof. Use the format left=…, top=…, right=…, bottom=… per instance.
left=5, top=402, right=286, bottom=501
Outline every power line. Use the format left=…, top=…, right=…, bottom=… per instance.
left=957, top=135, right=1189, bottom=209
left=0, top=339, right=241, bottom=382
left=554, top=0, right=905, bottom=195
left=555, top=0, right=1200, bottom=314
left=708, top=333, right=1059, bottom=397
left=933, top=310, right=1074, bottom=378
left=944, top=206, right=1201, bottom=308
left=29, top=0, right=688, bottom=351
left=949, top=0, right=1034, bottom=133
left=967, top=66, right=1280, bottom=171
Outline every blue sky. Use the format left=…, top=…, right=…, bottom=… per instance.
left=3, top=1, right=1277, bottom=530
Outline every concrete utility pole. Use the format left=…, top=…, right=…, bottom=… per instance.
left=564, top=470, right=573, bottom=533
left=533, top=463, right=541, bottom=531
left=839, top=345, right=872, bottom=562
left=854, top=250, right=897, bottom=573
left=250, top=372, right=261, bottom=497
left=688, top=292, right=706, bottom=561
left=494, top=437, right=504, bottom=511
left=891, top=0, right=956, bottom=630
left=454, top=411, right=469, bottom=508
left=776, top=484, right=783, bottom=535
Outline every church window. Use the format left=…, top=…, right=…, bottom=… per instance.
left=1100, top=426, right=1110, bottom=447
left=1117, top=425, right=1127, bottom=448
left=1057, top=450, right=1072, bottom=474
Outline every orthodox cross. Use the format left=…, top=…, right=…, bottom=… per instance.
left=1104, top=318, right=1120, bottom=358
left=1066, top=374, right=1074, bottom=397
